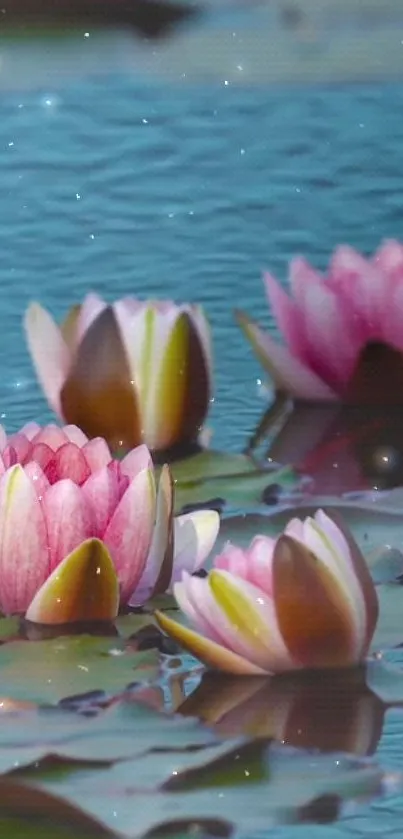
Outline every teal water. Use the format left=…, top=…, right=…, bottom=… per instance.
left=1, top=67, right=403, bottom=838
left=2, top=80, right=403, bottom=451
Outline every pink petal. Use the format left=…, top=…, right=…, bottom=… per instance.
left=214, top=542, right=251, bottom=576
left=284, top=517, right=305, bottom=541
left=289, top=257, right=324, bottom=308
left=264, top=271, right=307, bottom=360
left=245, top=536, right=274, bottom=596
left=31, top=425, right=69, bottom=451
left=103, top=467, right=156, bottom=603
left=24, top=303, right=71, bottom=415
left=30, top=443, right=54, bottom=473
left=63, top=425, right=89, bottom=447
left=20, top=422, right=41, bottom=441
left=76, top=293, right=107, bottom=343
left=236, top=311, right=337, bottom=401
left=120, top=444, right=152, bottom=481
left=42, top=479, right=94, bottom=572
left=0, top=465, right=49, bottom=614
left=328, top=246, right=386, bottom=345
left=129, top=465, right=174, bottom=606
left=381, top=281, right=403, bottom=353
left=82, top=437, right=112, bottom=473
left=214, top=536, right=275, bottom=596
left=156, top=609, right=267, bottom=676
left=6, top=433, right=32, bottom=465
left=372, top=239, right=403, bottom=275
left=174, top=573, right=230, bottom=644
left=81, top=465, right=121, bottom=538
left=2, top=446, right=17, bottom=469
left=183, top=570, right=293, bottom=672
left=23, top=462, right=50, bottom=500
left=170, top=509, right=220, bottom=583
left=44, top=443, right=91, bottom=486
left=291, top=264, right=359, bottom=389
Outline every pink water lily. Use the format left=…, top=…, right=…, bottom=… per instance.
left=25, top=294, right=212, bottom=454
left=236, top=239, right=403, bottom=403
left=0, top=423, right=219, bottom=624
left=156, top=510, right=378, bottom=675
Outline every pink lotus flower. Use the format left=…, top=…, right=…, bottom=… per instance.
left=237, top=239, right=403, bottom=403
left=0, top=423, right=219, bottom=624
left=24, top=294, right=212, bottom=454
left=156, top=510, right=378, bottom=675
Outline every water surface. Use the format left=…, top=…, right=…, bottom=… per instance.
left=1, top=55, right=403, bottom=839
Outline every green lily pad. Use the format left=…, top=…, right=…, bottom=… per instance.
left=0, top=636, right=158, bottom=704
left=168, top=450, right=297, bottom=512
left=0, top=617, right=20, bottom=642
left=25, top=736, right=395, bottom=837
left=171, top=451, right=261, bottom=483
left=0, top=817, right=113, bottom=839
left=115, top=598, right=179, bottom=640
left=0, top=778, right=115, bottom=838
left=0, top=699, right=217, bottom=773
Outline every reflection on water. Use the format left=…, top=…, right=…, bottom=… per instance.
left=178, top=668, right=385, bottom=756
left=2, top=4, right=403, bottom=836
left=247, top=398, right=403, bottom=497
left=246, top=341, right=403, bottom=496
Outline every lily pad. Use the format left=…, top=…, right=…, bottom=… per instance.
left=366, top=657, right=403, bottom=705
left=0, top=637, right=158, bottom=704
left=168, top=450, right=297, bottom=512
left=373, top=586, right=403, bottom=651
left=0, top=699, right=218, bottom=773
left=24, top=736, right=397, bottom=837
left=0, top=778, right=115, bottom=838
left=0, top=617, right=20, bottom=642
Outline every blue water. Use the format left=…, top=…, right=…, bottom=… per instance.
left=1, top=71, right=403, bottom=836
left=2, top=79, right=403, bottom=451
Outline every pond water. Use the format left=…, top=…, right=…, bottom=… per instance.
left=2, top=3, right=403, bottom=838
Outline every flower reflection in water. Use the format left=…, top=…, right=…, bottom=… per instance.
left=178, top=668, right=385, bottom=757
left=247, top=392, right=403, bottom=498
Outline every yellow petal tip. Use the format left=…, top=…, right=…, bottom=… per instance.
left=26, top=538, right=119, bottom=625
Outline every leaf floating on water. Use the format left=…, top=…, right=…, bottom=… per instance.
left=366, top=657, right=403, bottom=705
left=169, top=449, right=297, bottom=513
left=0, top=617, right=20, bottom=642
left=0, top=777, right=115, bottom=838
left=372, top=585, right=403, bottom=651
left=368, top=546, right=403, bottom=584
left=19, top=736, right=396, bottom=837
left=0, top=699, right=217, bottom=772
left=0, top=636, right=158, bottom=704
